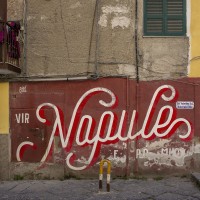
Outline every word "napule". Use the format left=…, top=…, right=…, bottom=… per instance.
left=16, top=85, right=192, bottom=170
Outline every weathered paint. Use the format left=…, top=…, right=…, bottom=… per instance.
left=10, top=79, right=135, bottom=177
left=0, top=82, right=9, bottom=134
left=189, top=0, right=200, bottom=77
left=4, top=0, right=186, bottom=81
left=135, top=79, right=196, bottom=173
left=98, top=5, right=131, bottom=29
left=137, top=140, right=200, bottom=167
left=10, top=78, right=200, bottom=177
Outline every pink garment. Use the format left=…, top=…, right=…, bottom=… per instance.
left=7, top=22, right=21, bottom=59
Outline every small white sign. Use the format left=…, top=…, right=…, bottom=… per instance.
left=176, top=101, right=194, bottom=109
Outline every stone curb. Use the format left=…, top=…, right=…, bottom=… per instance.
left=191, top=172, right=200, bottom=187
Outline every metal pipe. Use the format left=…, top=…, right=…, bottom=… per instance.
left=28, top=76, right=88, bottom=82
left=22, top=0, right=28, bottom=75
left=135, top=0, right=139, bottom=83
left=134, top=0, right=139, bottom=175
left=126, top=76, right=130, bottom=178
left=94, top=0, right=100, bottom=78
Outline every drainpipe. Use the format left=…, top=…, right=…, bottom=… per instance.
left=94, top=0, right=100, bottom=79
left=135, top=0, right=139, bottom=83
left=134, top=0, right=139, bottom=175
left=22, top=0, right=28, bottom=76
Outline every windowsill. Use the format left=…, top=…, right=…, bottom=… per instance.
left=143, top=35, right=189, bottom=38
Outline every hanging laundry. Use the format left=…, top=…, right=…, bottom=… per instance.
left=7, top=21, right=21, bottom=59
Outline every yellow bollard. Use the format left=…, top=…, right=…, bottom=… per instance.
left=99, top=159, right=111, bottom=192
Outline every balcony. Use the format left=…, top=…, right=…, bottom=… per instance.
left=0, top=21, right=22, bottom=74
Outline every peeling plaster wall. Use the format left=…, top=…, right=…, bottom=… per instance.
left=135, top=138, right=200, bottom=175
left=139, top=38, right=189, bottom=81
left=6, top=0, right=189, bottom=80
left=137, top=1, right=189, bottom=81
left=25, top=0, right=136, bottom=77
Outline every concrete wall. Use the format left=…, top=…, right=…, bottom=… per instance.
left=137, top=1, right=189, bottom=81
left=25, top=0, right=136, bottom=78
left=7, top=0, right=24, bottom=21
left=6, top=0, right=189, bottom=80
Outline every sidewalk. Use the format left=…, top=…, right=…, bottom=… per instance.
left=0, top=176, right=200, bottom=200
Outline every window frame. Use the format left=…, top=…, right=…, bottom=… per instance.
left=143, top=0, right=187, bottom=36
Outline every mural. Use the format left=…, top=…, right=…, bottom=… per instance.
left=10, top=79, right=194, bottom=172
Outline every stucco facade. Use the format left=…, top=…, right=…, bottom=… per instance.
left=5, top=0, right=190, bottom=80
left=189, top=0, right=200, bottom=77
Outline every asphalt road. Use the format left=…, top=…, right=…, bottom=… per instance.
left=0, top=177, right=200, bottom=200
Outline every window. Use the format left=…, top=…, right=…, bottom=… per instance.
left=144, top=0, right=186, bottom=36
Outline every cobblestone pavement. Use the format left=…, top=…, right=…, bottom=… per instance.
left=0, top=177, right=199, bottom=200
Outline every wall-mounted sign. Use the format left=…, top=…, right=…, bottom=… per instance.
left=176, top=101, right=194, bottom=109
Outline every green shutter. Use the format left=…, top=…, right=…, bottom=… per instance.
left=144, top=0, right=164, bottom=35
left=166, top=0, right=186, bottom=35
left=144, top=0, right=186, bottom=36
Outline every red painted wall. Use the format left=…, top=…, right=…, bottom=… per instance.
left=10, top=78, right=200, bottom=176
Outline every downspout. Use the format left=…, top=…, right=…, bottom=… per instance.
left=126, top=76, right=130, bottom=178
left=22, top=0, right=28, bottom=76
left=2, top=0, right=7, bottom=64
left=134, top=0, right=139, bottom=175
left=94, top=0, right=100, bottom=79
left=135, top=0, right=139, bottom=83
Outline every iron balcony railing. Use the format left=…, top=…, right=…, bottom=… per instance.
left=0, top=21, right=22, bottom=74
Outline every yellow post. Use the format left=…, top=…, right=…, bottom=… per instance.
left=99, top=159, right=111, bottom=192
